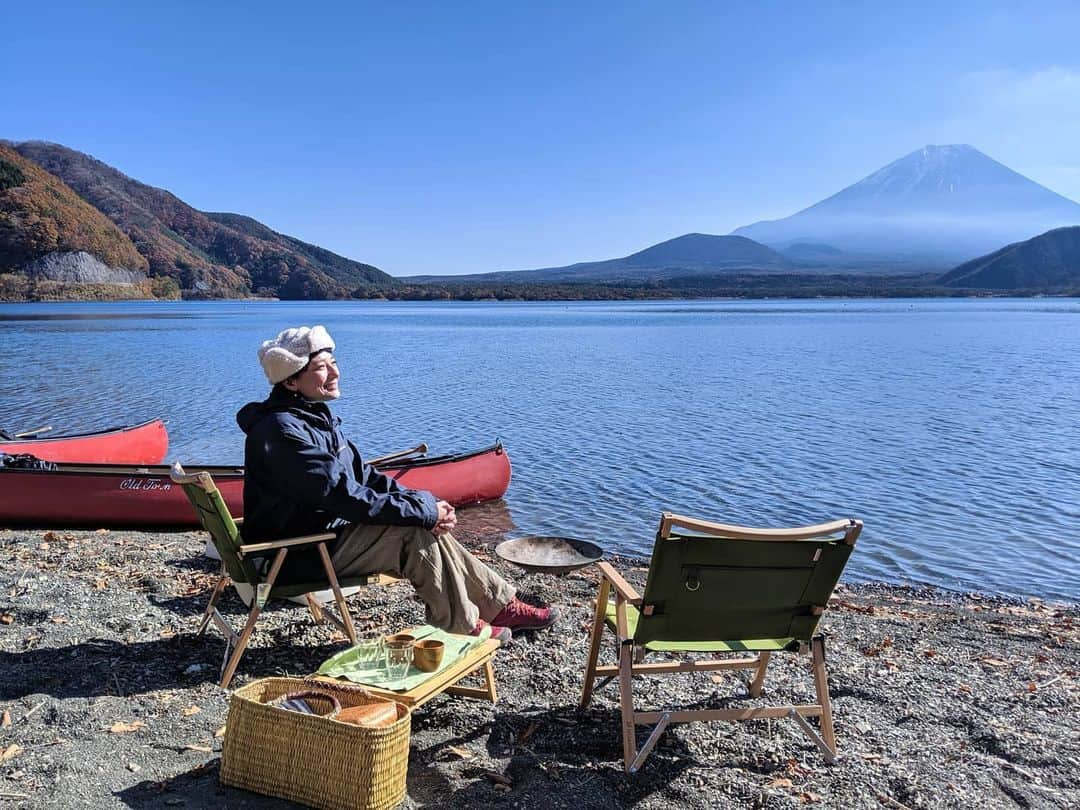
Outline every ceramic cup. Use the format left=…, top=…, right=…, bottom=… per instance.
left=413, top=639, right=445, bottom=672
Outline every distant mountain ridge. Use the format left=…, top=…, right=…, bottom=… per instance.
left=938, top=226, right=1080, bottom=290
left=6, top=139, right=1080, bottom=299
left=5, top=141, right=394, bottom=299
left=734, top=145, right=1080, bottom=261
left=406, top=233, right=794, bottom=283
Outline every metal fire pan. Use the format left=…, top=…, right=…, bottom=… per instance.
left=495, top=535, right=603, bottom=574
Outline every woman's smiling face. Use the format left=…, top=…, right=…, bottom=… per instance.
left=284, top=351, right=340, bottom=401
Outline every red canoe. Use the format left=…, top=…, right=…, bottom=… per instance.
left=0, top=442, right=510, bottom=528
left=0, top=419, right=168, bottom=465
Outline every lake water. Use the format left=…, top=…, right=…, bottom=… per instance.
left=1, top=299, right=1078, bottom=602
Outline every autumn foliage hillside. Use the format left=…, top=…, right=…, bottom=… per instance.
left=12, top=141, right=397, bottom=299
left=0, top=144, right=146, bottom=273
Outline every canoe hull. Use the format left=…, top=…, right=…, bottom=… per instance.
left=0, top=443, right=510, bottom=528
left=379, top=444, right=511, bottom=507
left=0, top=419, right=169, bottom=465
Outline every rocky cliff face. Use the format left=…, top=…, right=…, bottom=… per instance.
left=21, top=251, right=147, bottom=284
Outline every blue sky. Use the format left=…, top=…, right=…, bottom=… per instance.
left=5, top=1, right=1080, bottom=276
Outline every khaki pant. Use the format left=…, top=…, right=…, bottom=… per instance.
left=332, top=524, right=516, bottom=634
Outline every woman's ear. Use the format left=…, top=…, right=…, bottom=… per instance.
left=282, top=377, right=298, bottom=392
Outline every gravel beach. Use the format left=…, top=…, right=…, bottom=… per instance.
left=1, top=511, right=1077, bottom=810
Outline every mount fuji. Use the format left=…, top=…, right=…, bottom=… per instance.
left=733, top=145, right=1080, bottom=263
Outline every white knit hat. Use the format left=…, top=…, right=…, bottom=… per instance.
left=258, top=325, right=335, bottom=384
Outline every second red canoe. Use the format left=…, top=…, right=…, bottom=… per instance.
left=0, top=419, right=168, bottom=465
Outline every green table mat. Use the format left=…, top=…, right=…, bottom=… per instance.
left=316, top=624, right=489, bottom=691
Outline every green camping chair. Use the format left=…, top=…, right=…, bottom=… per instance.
left=580, top=512, right=861, bottom=773
left=171, top=462, right=384, bottom=689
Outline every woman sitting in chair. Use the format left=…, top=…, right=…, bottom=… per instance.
left=237, top=324, right=557, bottom=643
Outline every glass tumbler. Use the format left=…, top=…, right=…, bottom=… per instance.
left=354, top=633, right=384, bottom=666
left=385, top=643, right=413, bottom=679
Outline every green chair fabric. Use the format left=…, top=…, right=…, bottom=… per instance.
left=178, top=480, right=260, bottom=585
left=633, top=531, right=855, bottom=646
left=603, top=601, right=796, bottom=652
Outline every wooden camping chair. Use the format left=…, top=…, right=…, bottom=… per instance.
left=171, top=462, right=383, bottom=689
left=580, top=512, right=861, bottom=773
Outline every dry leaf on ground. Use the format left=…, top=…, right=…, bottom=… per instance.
left=1, top=744, right=23, bottom=761
left=181, top=706, right=201, bottom=717
left=109, top=721, right=146, bottom=734
left=518, top=721, right=539, bottom=742
left=440, top=745, right=475, bottom=761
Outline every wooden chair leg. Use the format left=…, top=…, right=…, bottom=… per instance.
left=617, top=640, right=637, bottom=773
left=579, top=579, right=610, bottom=709
left=317, top=542, right=357, bottom=644
left=749, top=651, right=771, bottom=697
left=305, top=593, right=325, bottom=625
left=197, top=567, right=230, bottom=636
left=483, top=659, right=498, bottom=703
left=219, top=549, right=287, bottom=689
left=811, top=636, right=836, bottom=754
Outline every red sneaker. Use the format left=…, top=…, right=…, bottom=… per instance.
left=471, top=619, right=511, bottom=643
left=490, top=598, right=559, bottom=632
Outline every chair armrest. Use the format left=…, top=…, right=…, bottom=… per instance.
left=660, top=513, right=862, bottom=544
left=596, top=561, right=642, bottom=605
left=238, top=532, right=338, bottom=557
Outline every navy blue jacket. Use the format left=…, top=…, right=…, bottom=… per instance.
left=237, top=387, right=439, bottom=583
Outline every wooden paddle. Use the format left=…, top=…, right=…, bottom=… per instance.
left=12, top=425, right=53, bottom=439
left=367, top=442, right=428, bottom=466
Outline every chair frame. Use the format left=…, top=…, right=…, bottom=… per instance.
left=171, top=462, right=374, bottom=689
left=580, top=512, right=861, bottom=773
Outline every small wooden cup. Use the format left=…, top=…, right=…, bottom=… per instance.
left=413, top=639, right=445, bottom=672
left=384, top=633, right=416, bottom=649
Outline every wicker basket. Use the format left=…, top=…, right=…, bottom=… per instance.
left=221, top=677, right=410, bottom=810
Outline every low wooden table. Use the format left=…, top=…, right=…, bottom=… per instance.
left=314, top=632, right=501, bottom=710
